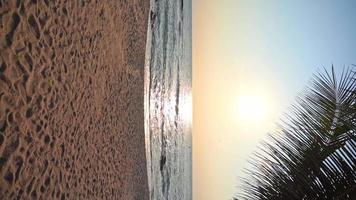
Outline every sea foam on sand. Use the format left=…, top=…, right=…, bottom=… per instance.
left=0, top=1, right=150, bottom=199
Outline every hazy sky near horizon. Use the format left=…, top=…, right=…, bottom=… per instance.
left=193, top=1, right=356, bottom=199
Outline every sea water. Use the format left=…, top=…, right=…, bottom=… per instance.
left=144, top=0, right=192, bottom=199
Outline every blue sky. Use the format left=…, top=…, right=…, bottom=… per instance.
left=193, top=1, right=356, bottom=199
left=227, top=0, right=356, bottom=95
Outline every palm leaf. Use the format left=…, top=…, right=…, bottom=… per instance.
left=235, top=66, right=356, bottom=200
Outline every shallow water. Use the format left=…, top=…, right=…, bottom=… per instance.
left=144, top=0, right=192, bottom=199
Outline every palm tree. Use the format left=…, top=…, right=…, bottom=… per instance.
left=235, top=66, right=356, bottom=200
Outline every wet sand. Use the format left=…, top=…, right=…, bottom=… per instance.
left=0, top=0, right=149, bottom=199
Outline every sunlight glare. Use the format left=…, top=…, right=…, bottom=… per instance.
left=237, top=93, right=269, bottom=123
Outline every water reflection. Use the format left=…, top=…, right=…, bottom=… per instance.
left=144, top=0, right=192, bottom=199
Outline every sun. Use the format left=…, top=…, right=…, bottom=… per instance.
left=236, top=93, right=269, bottom=123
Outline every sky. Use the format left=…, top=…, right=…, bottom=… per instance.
left=193, top=1, right=356, bottom=199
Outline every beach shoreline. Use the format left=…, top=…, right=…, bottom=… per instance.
left=0, top=0, right=150, bottom=199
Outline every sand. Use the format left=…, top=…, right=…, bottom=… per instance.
left=0, top=0, right=149, bottom=199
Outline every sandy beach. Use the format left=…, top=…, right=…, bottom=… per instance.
left=0, top=0, right=149, bottom=199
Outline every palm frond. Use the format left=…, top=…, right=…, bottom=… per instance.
left=235, top=66, right=356, bottom=200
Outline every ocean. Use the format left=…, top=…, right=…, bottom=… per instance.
left=144, top=0, right=192, bottom=199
